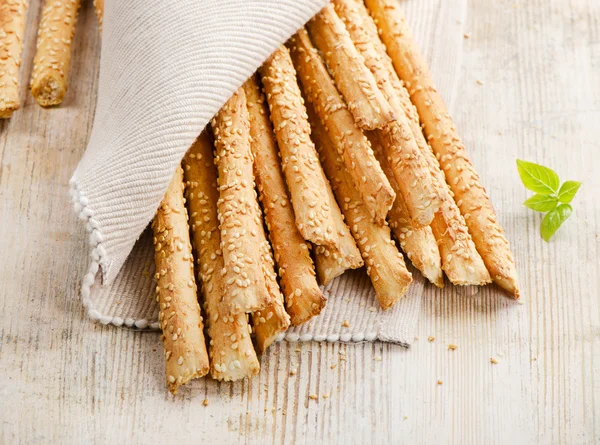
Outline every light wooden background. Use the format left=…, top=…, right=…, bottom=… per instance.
left=1, top=0, right=599, bottom=444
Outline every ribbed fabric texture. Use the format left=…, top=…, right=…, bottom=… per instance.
left=70, top=0, right=423, bottom=346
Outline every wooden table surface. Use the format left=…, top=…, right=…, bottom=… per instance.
left=1, top=0, right=599, bottom=444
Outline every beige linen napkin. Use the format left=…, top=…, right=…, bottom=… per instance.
left=70, top=0, right=430, bottom=346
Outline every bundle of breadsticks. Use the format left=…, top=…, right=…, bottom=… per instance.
left=150, top=0, right=519, bottom=393
left=0, top=0, right=95, bottom=117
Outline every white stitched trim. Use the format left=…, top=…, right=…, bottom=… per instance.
left=275, top=332, right=383, bottom=344
left=70, top=176, right=157, bottom=330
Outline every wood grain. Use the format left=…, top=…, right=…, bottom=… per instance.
left=0, top=0, right=599, bottom=443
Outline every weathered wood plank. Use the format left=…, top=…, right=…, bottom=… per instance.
left=0, top=0, right=598, bottom=444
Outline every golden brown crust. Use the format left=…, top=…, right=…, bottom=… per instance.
left=390, top=75, right=490, bottom=285
left=0, top=0, right=28, bottom=118
left=365, top=0, right=514, bottom=293
left=288, top=28, right=395, bottom=225
left=183, top=131, right=259, bottom=382
left=246, top=96, right=290, bottom=352
left=308, top=100, right=412, bottom=310
left=342, top=0, right=489, bottom=286
left=375, top=120, right=440, bottom=227
left=368, top=132, right=443, bottom=287
left=152, top=166, right=210, bottom=393
left=392, top=72, right=490, bottom=286
left=312, top=170, right=363, bottom=286
left=259, top=46, right=340, bottom=249
left=251, top=219, right=290, bottom=354
left=211, top=88, right=272, bottom=314
left=307, top=4, right=395, bottom=131
left=333, top=0, right=441, bottom=227
left=389, top=50, right=489, bottom=286
left=388, top=73, right=490, bottom=286
left=243, top=76, right=326, bottom=326
left=93, top=0, right=103, bottom=29
left=31, top=0, right=81, bottom=107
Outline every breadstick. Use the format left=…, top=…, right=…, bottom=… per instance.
left=400, top=91, right=490, bottom=285
left=333, top=0, right=440, bottom=227
left=243, top=76, right=326, bottom=326
left=259, top=46, right=339, bottom=249
left=365, top=0, right=517, bottom=296
left=30, top=0, right=80, bottom=106
left=389, top=76, right=490, bottom=283
left=307, top=4, right=394, bottom=131
left=307, top=100, right=412, bottom=309
left=387, top=66, right=489, bottom=284
left=251, top=217, right=291, bottom=354
left=0, top=0, right=27, bottom=118
left=152, top=166, right=209, bottom=393
left=183, top=131, right=259, bottom=382
left=368, top=132, right=442, bottom=287
left=288, top=28, right=395, bottom=225
left=335, top=0, right=488, bottom=286
left=312, top=171, right=363, bottom=286
left=376, top=121, right=440, bottom=227
left=211, top=88, right=272, bottom=314
left=93, top=0, right=103, bottom=29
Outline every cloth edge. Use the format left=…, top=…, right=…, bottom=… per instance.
left=69, top=165, right=417, bottom=345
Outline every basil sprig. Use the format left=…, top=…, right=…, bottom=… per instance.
left=516, top=160, right=581, bottom=241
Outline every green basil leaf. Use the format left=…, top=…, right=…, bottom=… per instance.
left=516, top=159, right=560, bottom=195
left=540, top=203, right=572, bottom=242
left=523, top=194, right=558, bottom=212
left=558, top=180, right=582, bottom=204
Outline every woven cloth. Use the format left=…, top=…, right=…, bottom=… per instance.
left=69, top=0, right=426, bottom=346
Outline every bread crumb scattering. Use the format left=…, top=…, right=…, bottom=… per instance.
left=448, top=344, right=457, bottom=350
left=428, top=336, right=436, bottom=342
left=490, top=357, right=499, bottom=364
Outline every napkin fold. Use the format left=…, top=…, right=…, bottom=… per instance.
left=70, top=0, right=423, bottom=346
